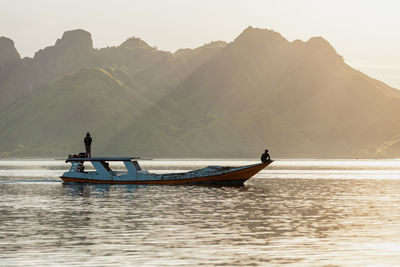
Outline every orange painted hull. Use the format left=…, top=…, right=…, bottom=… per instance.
left=60, top=162, right=270, bottom=185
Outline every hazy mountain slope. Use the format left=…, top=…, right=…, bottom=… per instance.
left=164, top=27, right=400, bottom=157
left=0, top=66, right=177, bottom=156
left=1, top=26, right=400, bottom=158
left=170, top=27, right=345, bottom=116
left=133, top=41, right=227, bottom=95
left=0, top=30, right=97, bottom=110
left=0, top=37, right=20, bottom=84
left=0, top=31, right=170, bottom=112
left=377, top=137, right=400, bottom=157
left=95, top=37, right=170, bottom=73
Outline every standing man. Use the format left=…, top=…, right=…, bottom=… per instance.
left=84, top=132, right=92, bottom=158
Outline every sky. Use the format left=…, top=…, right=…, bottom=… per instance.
left=1, top=0, right=400, bottom=88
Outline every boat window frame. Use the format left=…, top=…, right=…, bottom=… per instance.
left=131, top=160, right=141, bottom=170
left=99, top=160, right=112, bottom=172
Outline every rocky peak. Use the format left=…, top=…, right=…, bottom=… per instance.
left=0, top=36, right=21, bottom=66
left=55, top=29, right=93, bottom=50
left=120, top=37, right=151, bottom=49
left=301, top=36, right=344, bottom=64
left=306, top=37, right=338, bottom=55
left=34, top=29, right=93, bottom=61
left=233, top=26, right=288, bottom=46
left=201, top=41, right=227, bottom=49
left=175, top=41, right=227, bottom=58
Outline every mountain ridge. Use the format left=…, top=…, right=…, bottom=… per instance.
left=1, top=27, right=399, bottom=158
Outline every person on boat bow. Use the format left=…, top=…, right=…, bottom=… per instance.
left=84, top=132, right=92, bottom=158
left=261, top=149, right=270, bottom=163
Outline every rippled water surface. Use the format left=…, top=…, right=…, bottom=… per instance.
left=1, top=159, right=400, bottom=266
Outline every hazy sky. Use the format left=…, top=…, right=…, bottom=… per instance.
left=1, top=0, right=400, bottom=88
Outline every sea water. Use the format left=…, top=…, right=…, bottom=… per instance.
left=1, top=159, right=400, bottom=266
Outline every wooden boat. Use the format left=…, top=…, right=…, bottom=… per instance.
left=60, top=157, right=273, bottom=186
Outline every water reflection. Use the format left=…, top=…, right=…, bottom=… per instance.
left=62, top=183, right=155, bottom=199
left=1, top=160, right=400, bottom=266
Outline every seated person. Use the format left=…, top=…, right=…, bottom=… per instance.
left=261, top=149, right=271, bottom=163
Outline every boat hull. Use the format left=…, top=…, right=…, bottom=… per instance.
left=61, top=162, right=270, bottom=185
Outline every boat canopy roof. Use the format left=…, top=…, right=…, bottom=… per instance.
left=66, top=156, right=152, bottom=162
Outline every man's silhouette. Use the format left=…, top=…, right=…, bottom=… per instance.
left=84, top=132, right=92, bottom=158
left=261, top=149, right=270, bottom=163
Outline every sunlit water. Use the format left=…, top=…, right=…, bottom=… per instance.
left=1, top=159, right=400, bottom=266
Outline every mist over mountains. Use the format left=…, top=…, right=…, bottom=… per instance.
left=0, top=26, right=400, bottom=158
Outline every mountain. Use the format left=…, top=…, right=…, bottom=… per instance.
left=0, top=37, right=20, bottom=83
left=0, top=30, right=170, bottom=111
left=0, top=30, right=96, bottom=109
left=0, top=27, right=399, bottom=158
left=165, top=27, right=400, bottom=156
left=0, top=66, right=182, bottom=155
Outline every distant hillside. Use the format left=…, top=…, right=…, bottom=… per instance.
left=0, top=30, right=170, bottom=111
left=0, top=27, right=400, bottom=158
left=165, top=27, right=400, bottom=157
